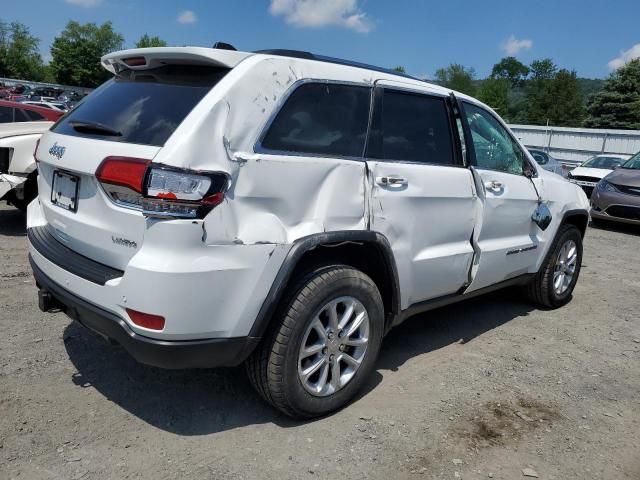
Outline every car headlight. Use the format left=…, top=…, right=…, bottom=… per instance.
left=596, top=179, right=618, bottom=193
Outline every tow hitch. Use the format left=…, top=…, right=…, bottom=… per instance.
left=38, top=289, right=64, bottom=312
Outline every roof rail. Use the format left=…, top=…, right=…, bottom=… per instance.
left=254, top=49, right=418, bottom=81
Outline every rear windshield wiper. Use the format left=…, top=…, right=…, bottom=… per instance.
left=69, top=120, right=122, bottom=137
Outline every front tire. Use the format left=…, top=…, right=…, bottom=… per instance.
left=527, top=224, right=583, bottom=308
left=246, top=265, right=384, bottom=419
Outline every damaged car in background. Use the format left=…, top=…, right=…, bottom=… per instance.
left=28, top=45, right=589, bottom=419
left=0, top=121, right=54, bottom=210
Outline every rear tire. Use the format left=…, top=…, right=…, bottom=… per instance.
left=246, top=265, right=384, bottom=419
left=527, top=224, right=583, bottom=308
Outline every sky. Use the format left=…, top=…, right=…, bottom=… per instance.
left=4, top=0, right=640, bottom=79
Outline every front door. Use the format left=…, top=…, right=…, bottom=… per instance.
left=459, top=101, right=541, bottom=292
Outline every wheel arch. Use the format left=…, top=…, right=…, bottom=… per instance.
left=249, top=230, right=401, bottom=338
left=560, top=209, right=589, bottom=238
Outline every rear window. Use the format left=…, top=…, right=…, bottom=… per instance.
left=53, top=65, right=229, bottom=147
left=261, top=83, right=371, bottom=158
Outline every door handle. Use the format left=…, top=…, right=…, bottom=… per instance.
left=376, top=176, right=408, bottom=186
left=485, top=180, right=503, bottom=191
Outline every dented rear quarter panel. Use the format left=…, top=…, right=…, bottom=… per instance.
left=154, top=56, right=373, bottom=246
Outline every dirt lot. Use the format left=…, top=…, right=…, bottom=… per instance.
left=1, top=203, right=639, bottom=480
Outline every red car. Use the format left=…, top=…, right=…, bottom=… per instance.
left=0, top=99, right=64, bottom=123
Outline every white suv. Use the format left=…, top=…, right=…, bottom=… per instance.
left=28, top=46, right=589, bottom=418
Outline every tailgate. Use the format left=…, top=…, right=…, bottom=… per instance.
left=36, top=132, right=159, bottom=271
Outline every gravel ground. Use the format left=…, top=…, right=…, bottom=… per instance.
left=1, top=203, right=639, bottom=480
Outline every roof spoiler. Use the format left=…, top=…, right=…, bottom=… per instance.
left=101, top=47, right=252, bottom=73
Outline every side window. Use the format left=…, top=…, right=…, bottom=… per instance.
left=261, top=83, right=370, bottom=157
left=463, top=102, right=525, bottom=175
left=14, top=109, right=31, bottom=122
left=369, top=90, right=455, bottom=165
left=0, top=106, right=14, bottom=123
left=24, top=109, right=46, bottom=121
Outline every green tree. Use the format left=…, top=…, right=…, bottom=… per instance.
left=135, top=34, right=167, bottom=48
left=522, top=61, right=585, bottom=127
left=491, top=56, right=529, bottom=87
left=477, top=77, right=509, bottom=115
left=545, top=69, right=585, bottom=126
left=0, top=20, right=45, bottom=80
left=524, top=58, right=558, bottom=124
left=584, top=59, right=640, bottom=130
left=529, top=58, right=557, bottom=81
left=434, top=63, right=476, bottom=96
left=50, top=21, right=124, bottom=87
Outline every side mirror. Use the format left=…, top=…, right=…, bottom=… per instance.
left=524, top=164, right=534, bottom=178
left=532, top=203, right=552, bottom=231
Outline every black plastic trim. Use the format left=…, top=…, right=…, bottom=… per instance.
left=30, top=256, right=259, bottom=369
left=249, top=230, right=401, bottom=338
left=560, top=208, right=590, bottom=237
left=28, top=226, right=123, bottom=286
left=254, top=49, right=419, bottom=81
left=393, top=273, right=535, bottom=327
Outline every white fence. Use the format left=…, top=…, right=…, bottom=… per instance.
left=509, top=124, right=640, bottom=166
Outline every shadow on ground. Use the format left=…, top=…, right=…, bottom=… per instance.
left=0, top=207, right=26, bottom=237
left=64, top=288, right=533, bottom=436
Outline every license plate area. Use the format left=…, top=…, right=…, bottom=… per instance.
left=51, top=170, right=80, bottom=212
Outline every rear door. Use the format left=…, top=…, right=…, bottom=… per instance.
left=459, top=100, right=541, bottom=292
left=35, top=64, right=230, bottom=270
left=365, top=81, right=478, bottom=307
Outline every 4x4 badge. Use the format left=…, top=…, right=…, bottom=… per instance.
left=48, top=142, right=66, bottom=160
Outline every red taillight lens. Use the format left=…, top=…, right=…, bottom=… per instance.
left=96, top=156, right=151, bottom=192
left=126, top=308, right=165, bottom=330
left=201, top=191, right=225, bottom=207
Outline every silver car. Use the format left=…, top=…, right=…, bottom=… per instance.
left=528, top=148, right=564, bottom=176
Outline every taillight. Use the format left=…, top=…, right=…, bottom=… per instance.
left=96, top=156, right=150, bottom=192
left=126, top=308, right=165, bottom=330
left=95, top=157, right=228, bottom=219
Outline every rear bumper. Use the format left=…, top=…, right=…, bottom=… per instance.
left=31, top=256, right=260, bottom=369
left=27, top=199, right=289, bottom=340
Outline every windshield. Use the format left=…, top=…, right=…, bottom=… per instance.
left=621, top=152, right=640, bottom=169
left=52, top=64, right=229, bottom=147
left=581, top=155, right=625, bottom=170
